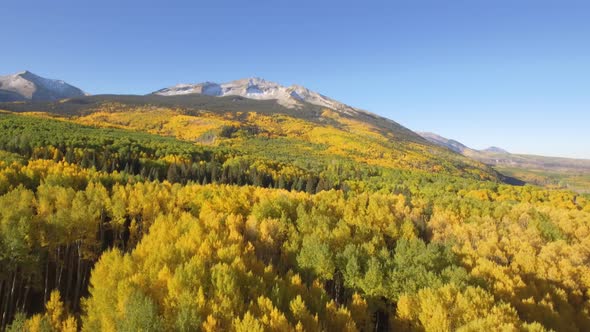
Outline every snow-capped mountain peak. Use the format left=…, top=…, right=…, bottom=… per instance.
left=0, top=70, right=88, bottom=102
left=153, top=78, right=362, bottom=115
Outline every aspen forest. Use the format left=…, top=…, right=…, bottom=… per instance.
left=0, top=100, right=588, bottom=332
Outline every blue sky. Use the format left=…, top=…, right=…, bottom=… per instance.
left=2, top=0, right=589, bottom=158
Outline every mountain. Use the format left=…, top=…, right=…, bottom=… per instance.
left=0, top=78, right=501, bottom=182
left=0, top=71, right=87, bottom=102
left=419, top=131, right=590, bottom=192
left=152, top=77, right=366, bottom=117
left=150, top=77, right=437, bottom=144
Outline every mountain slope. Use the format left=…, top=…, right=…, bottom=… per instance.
left=0, top=71, right=87, bottom=102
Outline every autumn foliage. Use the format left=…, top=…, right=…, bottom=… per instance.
left=1, top=108, right=589, bottom=331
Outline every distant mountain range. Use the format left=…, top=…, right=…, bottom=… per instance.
left=0, top=71, right=501, bottom=182
left=0, top=71, right=87, bottom=102
left=419, top=132, right=590, bottom=172
left=1, top=70, right=588, bottom=186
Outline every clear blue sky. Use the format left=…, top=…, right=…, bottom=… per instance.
left=2, top=0, right=589, bottom=158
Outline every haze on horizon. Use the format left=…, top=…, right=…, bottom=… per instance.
left=1, top=0, right=589, bottom=159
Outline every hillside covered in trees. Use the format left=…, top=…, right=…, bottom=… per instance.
left=0, top=97, right=589, bottom=331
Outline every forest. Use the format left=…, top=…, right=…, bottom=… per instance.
left=1, top=106, right=590, bottom=332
